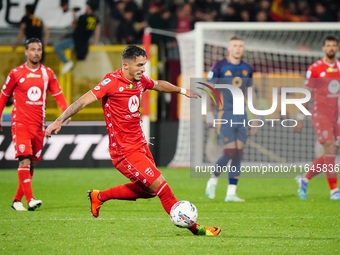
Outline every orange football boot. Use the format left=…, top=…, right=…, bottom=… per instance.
left=87, top=189, right=103, bottom=218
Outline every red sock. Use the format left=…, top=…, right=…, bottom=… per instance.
left=18, top=167, right=33, bottom=204
left=14, top=168, right=35, bottom=202
left=323, top=154, right=337, bottom=190
left=13, top=183, right=24, bottom=202
left=99, top=183, right=155, bottom=201
left=156, top=182, right=179, bottom=214
left=306, top=155, right=324, bottom=180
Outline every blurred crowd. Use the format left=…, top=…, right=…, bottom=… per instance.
left=105, top=0, right=340, bottom=45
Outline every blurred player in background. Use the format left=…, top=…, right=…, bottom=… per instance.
left=205, top=36, right=258, bottom=202
left=0, top=38, right=70, bottom=211
left=295, top=35, right=340, bottom=200
left=45, top=45, right=221, bottom=236
left=54, top=1, right=101, bottom=74
left=13, top=4, right=50, bottom=63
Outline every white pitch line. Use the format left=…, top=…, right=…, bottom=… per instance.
left=0, top=215, right=337, bottom=223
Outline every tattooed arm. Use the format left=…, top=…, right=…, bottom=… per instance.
left=45, top=91, right=97, bottom=136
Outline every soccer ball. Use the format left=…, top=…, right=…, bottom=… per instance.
left=170, top=201, right=198, bottom=228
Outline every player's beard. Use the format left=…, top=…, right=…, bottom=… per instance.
left=326, top=51, right=336, bottom=60
left=29, top=54, right=41, bottom=65
left=29, top=56, right=41, bottom=65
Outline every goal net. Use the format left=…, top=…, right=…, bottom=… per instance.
left=169, top=22, right=340, bottom=176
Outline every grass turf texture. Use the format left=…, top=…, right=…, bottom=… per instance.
left=0, top=168, right=339, bottom=254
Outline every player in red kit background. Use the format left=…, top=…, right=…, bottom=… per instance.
left=295, top=35, right=340, bottom=200
left=45, top=45, right=221, bottom=236
left=0, top=38, right=70, bottom=211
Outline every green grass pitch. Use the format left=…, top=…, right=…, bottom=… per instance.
left=0, top=168, right=339, bottom=254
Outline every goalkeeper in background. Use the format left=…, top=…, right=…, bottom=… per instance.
left=295, top=35, right=340, bottom=200
left=205, top=36, right=258, bottom=202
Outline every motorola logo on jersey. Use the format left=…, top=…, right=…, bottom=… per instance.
left=27, top=86, right=42, bottom=101
left=128, top=95, right=139, bottom=113
left=328, top=80, right=340, bottom=94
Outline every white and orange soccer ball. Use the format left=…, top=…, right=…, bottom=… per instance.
left=170, top=201, right=198, bottom=228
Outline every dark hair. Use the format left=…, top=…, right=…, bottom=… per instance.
left=25, top=4, right=35, bottom=14
left=121, top=45, right=147, bottom=60
left=25, top=38, right=42, bottom=49
left=86, top=0, right=99, bottom=11
left=323, top=35, right=338, bottom=46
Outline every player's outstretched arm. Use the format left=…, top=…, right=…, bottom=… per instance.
left=152, top=80, right=201, bottom=98
left=45, top=91, right=96, bottom=137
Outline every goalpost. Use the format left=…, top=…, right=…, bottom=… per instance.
left=169, top=22, right=340, bottom=170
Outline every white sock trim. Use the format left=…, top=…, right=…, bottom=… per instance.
left=156, top=182, right=168, bottom=196
left=331, top=188, right=339, bottom=194
left=227, top=184, right=237, bottom=196
left=209, top=176, right=219, bottom=185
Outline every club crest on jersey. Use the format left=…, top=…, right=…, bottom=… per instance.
left=101, top=78, right=111, bottom=86
left=27, top=86, right=42, bottom=101
left=27, top=73, right=41, bottom=78
left=144, top=167, right=154, bottom=177
left=128, top=95, right=139, bottom=113
left=19, top=144, right=25, bottom=153
left=126, top=83, right=136, bottom=89
left=225, top=70, right=232, bottom=76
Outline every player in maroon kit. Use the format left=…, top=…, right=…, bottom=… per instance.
left=45, top=45, right=221, bottom=236
left=0, top=38, right=70, bottom=211
left=295, top=35, right=340, bottom=200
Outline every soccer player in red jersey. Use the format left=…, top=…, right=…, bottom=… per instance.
left=45, top=45, right=222, bottom=236
left=295, top=35, right=340, bottom=200
left=0, top=38, right=70, bottom=211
